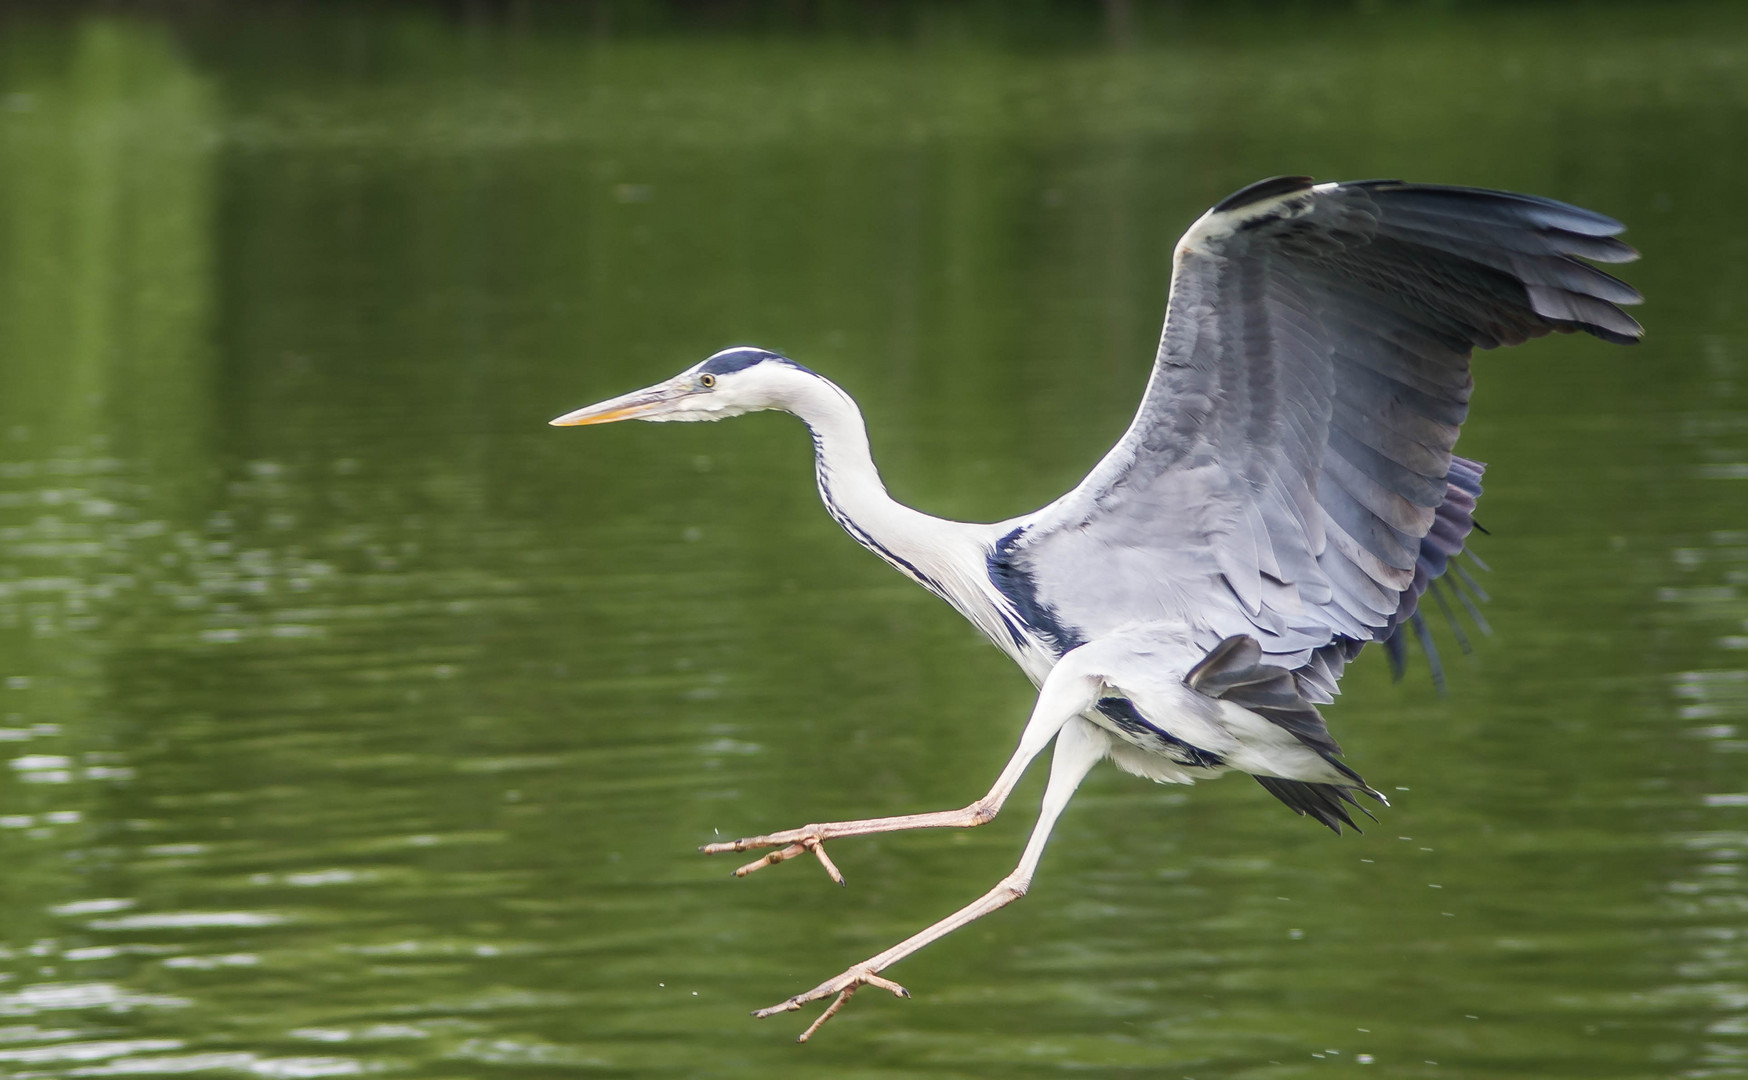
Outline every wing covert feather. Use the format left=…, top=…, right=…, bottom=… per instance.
left=1011, top=179, right=1641, bottom=671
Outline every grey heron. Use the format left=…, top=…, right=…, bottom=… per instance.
left=551, top=177, right=1642, bottom=1040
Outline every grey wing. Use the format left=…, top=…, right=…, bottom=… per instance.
left=1004, top=178, right=1641, bottom=692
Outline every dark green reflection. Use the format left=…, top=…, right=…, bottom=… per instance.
left=0, top=6, right=1745, bottom=1078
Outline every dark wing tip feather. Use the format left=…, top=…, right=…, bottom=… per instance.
left=1557, top=319, right=1644, bottom=346
left=1336, top=180, right=1644, bottom=344
left=1570, top=236, right=1640, bottom=265
left=1353, top=180, right=1629, bottom=236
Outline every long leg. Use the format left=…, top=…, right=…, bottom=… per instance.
left=760, top=715, right=1109, bottom=1041
left=702, top=648, right=1103, bottom=883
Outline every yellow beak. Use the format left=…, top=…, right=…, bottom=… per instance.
left=549, top=381, right=686, bottom=427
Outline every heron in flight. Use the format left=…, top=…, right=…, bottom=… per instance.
left=552, top=177, right=1641, bottom=1040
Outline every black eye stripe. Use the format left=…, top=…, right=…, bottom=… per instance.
left=698, top=347, right=785, bottom=376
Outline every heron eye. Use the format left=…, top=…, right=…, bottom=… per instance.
left=699, top=373, right=717, bottom=389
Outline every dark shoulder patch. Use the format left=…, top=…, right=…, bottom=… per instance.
left=1211, top=175, right=1316, bottom=214
left=987, top=527, right=1082, bottom=654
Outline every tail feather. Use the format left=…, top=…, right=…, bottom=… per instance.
left=1253, top=776, right=1384, bottom=834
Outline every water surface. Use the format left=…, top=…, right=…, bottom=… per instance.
left=1, top=6, right=1747, bottom=1077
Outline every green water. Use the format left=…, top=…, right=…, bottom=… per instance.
left=0, top=5, right=1745, bottom=1077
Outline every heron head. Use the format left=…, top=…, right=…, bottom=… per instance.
left=549, top=347, right=809, bottom=427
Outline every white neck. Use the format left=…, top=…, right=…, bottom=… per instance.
left=777, top=374, right=994, bottom=608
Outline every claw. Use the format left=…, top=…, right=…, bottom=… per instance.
left=754, top=966, right=910, bottom=1040
left=861, top=972, right=908, bottom=997
left=804, top=837, right=845, bottom=886
left=704, top=830, right=844, bottom=885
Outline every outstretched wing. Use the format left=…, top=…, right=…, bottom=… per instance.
left=1002, top=178, right=1641, bottom=687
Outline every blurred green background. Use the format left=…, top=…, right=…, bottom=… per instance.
left=0, top=2, right=1744, bottom=1077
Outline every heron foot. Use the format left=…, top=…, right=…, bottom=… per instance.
left=700, top=830, right=844, bottom=885
left=753, top=964, right=910, bottom=1042
left=700, top=801, right=1001, bottom=885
